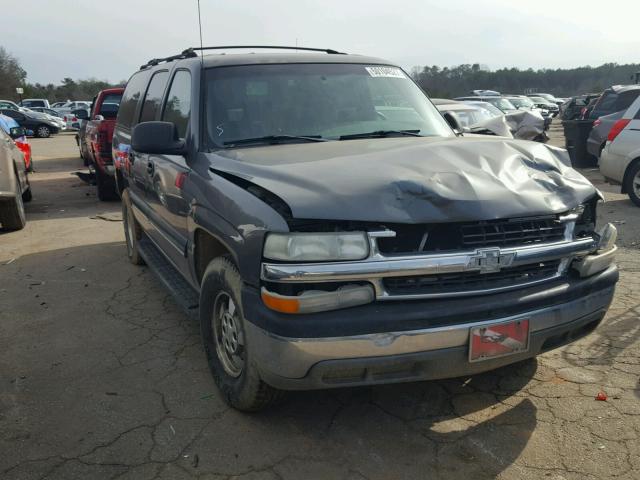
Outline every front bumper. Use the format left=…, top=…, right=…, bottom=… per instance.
left=244, top=266, right=617, bottom=390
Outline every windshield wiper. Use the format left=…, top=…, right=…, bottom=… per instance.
left=339, top=130, right=422, bottom=140
left=223, top=135, right=326, bottom=147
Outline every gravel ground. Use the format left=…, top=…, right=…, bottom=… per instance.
left=1, top=125, right=639, bottom=480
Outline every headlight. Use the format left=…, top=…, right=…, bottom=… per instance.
left=264, top=232, right=369, bottom=262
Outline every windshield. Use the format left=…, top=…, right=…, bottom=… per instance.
left=204, top=63, right=453, bottom=148
left=469, top=102, right=504, bottom=116
left=507, top=97, right=534, bottom=108
left=442, top=107, right=497, bottom=127
left=530, top=97, right=552, bottom=105
left=483, top=97, right=517, bottom=112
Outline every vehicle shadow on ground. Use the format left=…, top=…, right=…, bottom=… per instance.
left=1, top=242, right=539, bottom=478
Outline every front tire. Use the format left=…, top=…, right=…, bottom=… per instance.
left=35, top=125, right=51, bottom=138
left=0, top=175, right=26, bottom=230
left=200, top=256, right=282, bottom=412
left=623, top=161, right=640, bottom=207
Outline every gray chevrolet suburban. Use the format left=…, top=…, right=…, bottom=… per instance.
left=113, top=46, right=619, bottom=411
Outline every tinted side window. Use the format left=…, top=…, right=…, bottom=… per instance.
left=139, top=71, right=169, bottom=123
left=117, top=71, right=151, bottom=129
left=162, top=70, right=191, bottom=138
left=1, top=110, right=24, bottom=121
left=594, top=92, right=617, bottom=114
left=99, top=93, right=122, bottom=119
left=615, top=90, right=640, bottom=111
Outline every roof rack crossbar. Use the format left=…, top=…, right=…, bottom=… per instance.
left=181, top=45, right=345, bottom=55
left=140, top=50, right=198, bottom=70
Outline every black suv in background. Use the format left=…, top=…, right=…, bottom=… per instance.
left=113, top=46, right=618, bottom=411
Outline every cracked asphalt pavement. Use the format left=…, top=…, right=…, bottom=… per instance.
left=1, top=125, right=639, bottom=479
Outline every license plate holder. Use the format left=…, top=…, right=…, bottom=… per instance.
left=469, top=319, right=530, bottom=363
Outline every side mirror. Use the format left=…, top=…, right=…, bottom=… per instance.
left=132, top=121, right=186, bottom=155
left=93, top=114, right=104, bottom=121
left=75, top=110, right=89, bottom=120
left=9, top=126, right=26, bottom=139
left=442, top=111, right=463, bottom=134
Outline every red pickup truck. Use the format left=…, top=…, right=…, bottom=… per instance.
left=78, top=88, right=123, bottom=200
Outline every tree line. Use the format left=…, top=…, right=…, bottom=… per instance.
left=2, top=45, right=640, bottom=103
left=0, top=46, right=123, bottom=102
left=411, top=63, right=640, bottom=99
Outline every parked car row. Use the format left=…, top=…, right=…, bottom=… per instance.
left=0, top=100, right=65, bottom=137
left=96, top=46, right=619, bottom=411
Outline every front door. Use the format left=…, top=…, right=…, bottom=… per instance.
left=144, top=70, right=193, bottom=273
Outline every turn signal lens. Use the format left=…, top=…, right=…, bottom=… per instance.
left=261, top=290, right=300, bottom=314
left=261, top=285, right=374, bottom=314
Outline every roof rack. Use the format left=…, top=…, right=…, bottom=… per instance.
left=181, top=45, right=346, bottom=56
left=139, top=50, right=198, bottom=70
left=140, top=46, right=345, bottom=71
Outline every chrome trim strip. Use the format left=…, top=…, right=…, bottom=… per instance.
left=261, top=237, right=597, bottom=284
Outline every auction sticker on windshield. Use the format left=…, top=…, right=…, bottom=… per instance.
left=365, top=66, right=407, bottom=79
left=469, top=319, right=530, bottom=362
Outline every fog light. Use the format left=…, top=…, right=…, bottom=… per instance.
left=597, top=223, right=617, bottom=252
left=261, top=284, right=375, bottom=314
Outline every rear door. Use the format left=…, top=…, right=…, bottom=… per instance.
left=607, top=97, right=640, bottom=179
left=113, top=70, right=151, bottom=223
left=145, top=69, right=193, bottom=273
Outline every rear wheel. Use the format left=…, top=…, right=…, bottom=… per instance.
left=121, top=190, right=144, bottom=265
left=200, top=256, right=283, bottom=412
left=22, top=181, right=32, bottom=203
left=96, top=167, right=117, bottom=201
left=0, top=175, right=26, bottom=230
left=623, top=161, right=640, bottom=207
left=35, top=125, right=51, bottom=138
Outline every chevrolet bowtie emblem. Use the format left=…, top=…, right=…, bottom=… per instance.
left=468, top=248, right=516, bottom=274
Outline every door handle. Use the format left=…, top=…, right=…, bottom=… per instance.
left=147, top=161, right=155, bottom=175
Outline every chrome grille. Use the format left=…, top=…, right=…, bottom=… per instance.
left=460, top=218, right=566, bottom=248
left=383, top=260, right=562, bottom=296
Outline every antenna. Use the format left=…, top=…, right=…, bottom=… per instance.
left=197, top=0, right=204, bottom=66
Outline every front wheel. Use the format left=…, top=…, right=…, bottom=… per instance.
left=200, top=256, right=283, bottom=412
left=35, top=125, right=51, bottom=138
left=623, top=161, right=640, bottom=207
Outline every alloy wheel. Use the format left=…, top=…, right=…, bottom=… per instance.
left=633, top=170, right=640, bottom=200
left=212, top=292, right=245, bottom=378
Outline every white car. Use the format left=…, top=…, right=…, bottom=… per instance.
left=599, top=95, right=640, bottom=206
left=53, top=101, right=91, bottom=115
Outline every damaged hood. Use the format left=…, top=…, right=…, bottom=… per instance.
left=470, top=110, right=545, bottom=141
left=208, top=137, right=598, bottom=223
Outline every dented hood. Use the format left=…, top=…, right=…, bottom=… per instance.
left=208, top=136, right=597, bottom=223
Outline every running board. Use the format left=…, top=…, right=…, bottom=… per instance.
left=138, top=237, right=200, bottom=321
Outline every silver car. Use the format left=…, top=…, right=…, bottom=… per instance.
left=586, top=110, right=624, bottom=159
left=599, top=96, right=640, bottom=206
left=0, top=125, right=32, bottom=230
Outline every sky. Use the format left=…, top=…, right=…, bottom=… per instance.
left=3, top=0, right=640, bottom=85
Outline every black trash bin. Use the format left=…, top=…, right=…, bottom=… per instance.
left=562, top=119, right=597, bottom=168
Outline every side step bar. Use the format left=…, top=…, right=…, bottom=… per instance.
left=138, top=237, right=200, bottom=321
